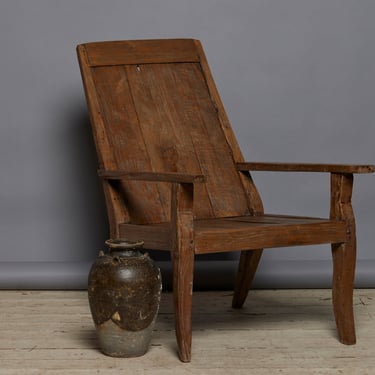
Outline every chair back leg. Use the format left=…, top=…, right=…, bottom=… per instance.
left=232, top=249, right=263, bottom=308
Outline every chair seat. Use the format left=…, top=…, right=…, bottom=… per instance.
left=119, top=214, right=347, bottom=254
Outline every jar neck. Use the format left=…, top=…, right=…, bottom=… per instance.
left=109, top=249, right=143, bottom=258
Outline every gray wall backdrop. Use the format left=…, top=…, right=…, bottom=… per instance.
left=0, top=0, right=374, bottom=289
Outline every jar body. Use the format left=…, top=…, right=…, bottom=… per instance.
left=88, top=240, right=162, bottom=357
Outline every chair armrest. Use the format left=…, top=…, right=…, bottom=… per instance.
left=236, top=162, right=375, bottom=174
left=98, top=169, right=206, bottom=183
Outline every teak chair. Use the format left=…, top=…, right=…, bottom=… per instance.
left=77, top=39, right=374, bottom=362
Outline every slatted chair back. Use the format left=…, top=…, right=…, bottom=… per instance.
left=77, top=39, right=262, bottom=225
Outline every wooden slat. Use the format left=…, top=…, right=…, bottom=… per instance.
left=77, top=44, right=130, bottom=234
left=149, top=62, right=216, bottom=219
left=125, top=63, right=206, bottom=219
left=122, top=61, right=253, bottom=220
left=92, top=65, right=167, bottom=223
left=227, top=214, right=331, bottom=224
left=193, top=40, right=264, bottom=216
left=238, top=162, right=375, bottom=174
left=174, top=62, right=250, bottom=217
left=82, top=39, right=200, bottom=67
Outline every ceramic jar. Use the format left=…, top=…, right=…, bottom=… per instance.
left=88, top=239, right=162, bottom=357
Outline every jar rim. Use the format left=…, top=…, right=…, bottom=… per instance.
left=105, top=239, right=144, bottom=249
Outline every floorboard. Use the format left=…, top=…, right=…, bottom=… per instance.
left=0, top=289, right=374, bottom=374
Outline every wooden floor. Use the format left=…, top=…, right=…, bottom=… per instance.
left=0, top=290, right=374, bottom=374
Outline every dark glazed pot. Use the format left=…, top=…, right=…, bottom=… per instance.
left=88, top=239, right=162, bottom=357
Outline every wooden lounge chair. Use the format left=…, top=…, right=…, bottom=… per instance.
left=77, top=39, right=374, bottom=362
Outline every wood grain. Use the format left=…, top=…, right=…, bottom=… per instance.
left=1, top=290, right=375, bottom=373
left=170, top=183, right=195, bottom=362
left=237, top=162, right=375, bottom=174
left=118, top=214, right=347, bottom=253
left=330, top=173, right=356, bottom=345
left=98, top=170, right=205, bottom=183
left=83, top=39, right=200, bottom=66
left=77, top=39, right=374, bottom=362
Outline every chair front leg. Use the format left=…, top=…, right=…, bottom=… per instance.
left=170, top=182, right=195, bottom=362
left=330, top=173, right=356, bottom=345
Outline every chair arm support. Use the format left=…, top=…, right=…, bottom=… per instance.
left=236, top=162, right=375, bottom=174
left=98, top=169, right=206, bottom=183
left=97, top=169, right=200, bottom=239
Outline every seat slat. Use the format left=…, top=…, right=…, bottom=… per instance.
left=225, top=214, right=331, bottom=224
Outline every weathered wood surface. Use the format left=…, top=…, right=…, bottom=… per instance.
left=237, top=162, right=375, bottom=174
left=330, top=173, right=356, bottom=345
left=170, top=183, right=195, bottom=362
left=77, top=38, right=374, bottom=361
left=0, top=290, right=374, bottom=374
left=78, top=39, right=255, bottom=227
left=80, top=39, right=200, bottom=66
left=98, top=169, right=205, bottom=184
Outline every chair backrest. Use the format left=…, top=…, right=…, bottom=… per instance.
left=77, top=39, right=262, bottom=224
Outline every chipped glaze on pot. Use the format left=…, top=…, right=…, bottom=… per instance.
left=88, top=239, right=162, bottom=357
